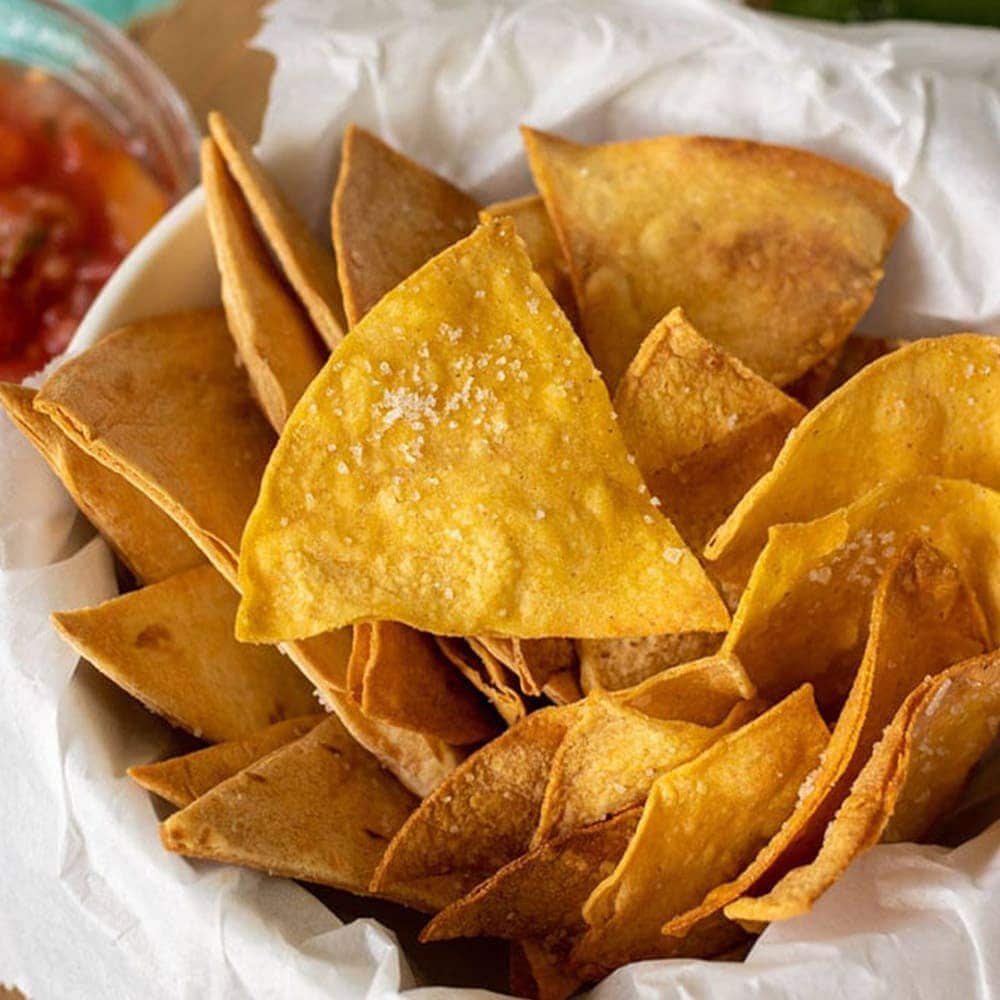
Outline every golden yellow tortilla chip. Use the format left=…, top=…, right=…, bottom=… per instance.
left=522, top=127, right=907, bottom=389
left=471, top=636, right=576, bottom=696
left=574, top=685, right=828, bottom=972
left=707, top=335, right=1000, bottom=587
left=35, top=309, right=276, bottom=584
left=160, top=713, right=423, bottom=899
left=542, top=669, right=582, bottom=705
left=51, top=565, right=317, bottom=742
left=128, top=714, right=324, bottom=807
left=237, top=219, right=729, bottom=642
left=332, top=124, right=480, bottom=326
left=0, top=383, right=203, bottom=584
left=202, top=136, right=326, bottom=432
left=533, top=694, right=755, bottom=845
left=479, top=194, right=577, bottom=324
left=208, top=111, right=346, bottom=348
left=578, top=632, right=724, bottom=693
left=662, top=538, right=988, bottom=938
left=613, top=308, right=806, bottom=551
left=437, top=636, right=527, bottom=726
left=723, top=476, right=1000, bottom=708
left=357, top=621, right=499, bottom=745
left=726, top=650, right=1000, bottom=923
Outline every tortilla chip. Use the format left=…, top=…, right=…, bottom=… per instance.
left=208, top=111, right=346, bottom=348
left=357, top=621, right=499, bottom=744
left=615, top=653, right=757, bottom=726
left=422, top=808, right=641, bottom=943
left=51, top=565, right=318, bottom=742
left=202, top=136, right=326, bottom=431
left=323, top=689, right=463, bottom=798
left=128, top=714, right=324, bottom=807
left=574, top=685, right=828, bottom=972
left=707, top=335, right=1000, bottom=588
left=370, top=706, right=571, bottom=905
left=542, top=669, right=582, bottom=705
left=236, top=219, right=729, bottom=641
left=346, top=622, right=372, bottom=700
left=160, top=713, right=420, bottom=897
left=437, top=636, right=527, bottom=726
left=479, top=194, right=577, bottom=324
left=726, top=650, right=1000, bottom=923
left=533, top=694, right=755, bottom=845
left=663, top=538, right=988, bottom=937
left=35, top=309, right=276, bottom=584
left=786, top=335, right=903, bottom=409
left=510, top=939, right=587, bottom=1000
left=522, top=127, right=906, bottom=389
left=613, top=308, right=805, bottom=550
left=578, top=631, right=724, bottom=693
left=723, top=476, right=1000, bottom=708
left=785, top=343, right=845, bottom=409
left=471, top=636, right=576, bottom=696
left=0, top=383, right=203, bottom=583
left=332, top=124, right=480, bottom=326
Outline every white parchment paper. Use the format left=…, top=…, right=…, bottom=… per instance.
left=3, top=1, right=999, bottom=997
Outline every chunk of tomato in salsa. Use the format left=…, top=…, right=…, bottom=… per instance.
left=0, top=68, right=168, bottom=382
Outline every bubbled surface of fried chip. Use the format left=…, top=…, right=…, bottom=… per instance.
left=202, top=136, right=325, bottom=432
left=0, top=383, right=204, bottom=584
left=332, top=124, right=480, bottom=326
left=613, top=308, right=805, bottom=551
left=522, top=127, right=906, bottom=389
left=725, top=650, right=1000, bottom=923
left=723, top=476, right=1000, bottom=709
left=574, top=686, right=828, bottom=972
left=208, top=111, right=346, bottom=348
left=236, top=219, right=728, bottom=642
left=51, top=565, right=317, bottom=742
left=128, top=714, right=324, bottom=808
left=578, top=631, right=724, bottom=693
left=707, top=335, right=1000, bottom=587
left=160, top=713, right=419, bottom=898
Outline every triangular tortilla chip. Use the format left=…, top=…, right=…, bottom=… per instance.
left=472, top=636, right=576, bottom=696
left=51, top=565, right=317, bottom=741
left=662, top=538, right=987, bottom=937
left=128, top=714, right=324, bottom=807
left=707, top=335, right=1000, bottom=588
left=479, top=194, right=577, bottom=324
left=236, top=219, right=729, bottom=641
left=160, top=714, right=422, bottom=899
left=0, top=383, right=203, bottom=584
left=613, top=308, right=806, bottom=550
left=332, top=124, right=480, bottom=325
left=357, top=621, right=499, bottom=745
left=533, top=695, right=756, bottom=846
left=202, top=136, right=326, bottom=431
left=437, top=636, right=527, bottom=726
left=573, top=685, right=828, bottom=973
left=522, top=127, right=906, bottom=389
left=722, top=476, right=1000, bottom=709
left=208, top=111, right=346, bottom=348
left=542, top=669, right=581, bottom=705
left=578, top=631, right=723, bottom=693
left=726, top=650, right=1000, bottom=923
left=35, top=309, right=276, bottom=584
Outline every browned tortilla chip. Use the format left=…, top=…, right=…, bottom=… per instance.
left=663, top=539, right=988, bottom=937
left=542, top=669, right=582, bottom=705
left=51, top=565, right=317, bottom=741
left=0, top=383, right=203, bottom=583
left=346, top=622, right=373, bottom=700
left=613, top=308, right=805, bottom=550
left=726, top=650, right=1000, bottom=923
left=208, top=111, right=346, bottom=348
left=437, top=636, right=527, bottom=726
left=511, top=938, right=588, bottom=1000
left=472, top=636, right=576, bottom=696
left=202, top=136, right=326, bottom=431
left=522, top=127, right=906, bottom=389
left=160, top=713, right=423, bottom=899
left=789, top=335, right=903, bottom=408
left=128, top=715, right=324, bottom=808
left=785, top=342, right=845, bottom=409
left=534, top=695, right=755, bottom=846
left=35, top=309, right=276, bottom=584
left=577, top=631, right=723, bottom=693
left=574, top=686, right=828, bottom=972
left=332, top=124, right=480, bottom=325
left=357, top=621, right=499, bottom=745
left=479, top=194, right=577, bottom=324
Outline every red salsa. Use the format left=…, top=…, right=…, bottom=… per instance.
left=0, top=65, right=168, bottom=381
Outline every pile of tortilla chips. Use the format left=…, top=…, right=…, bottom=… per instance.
left=6, top=112, right=999, bottom=1000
